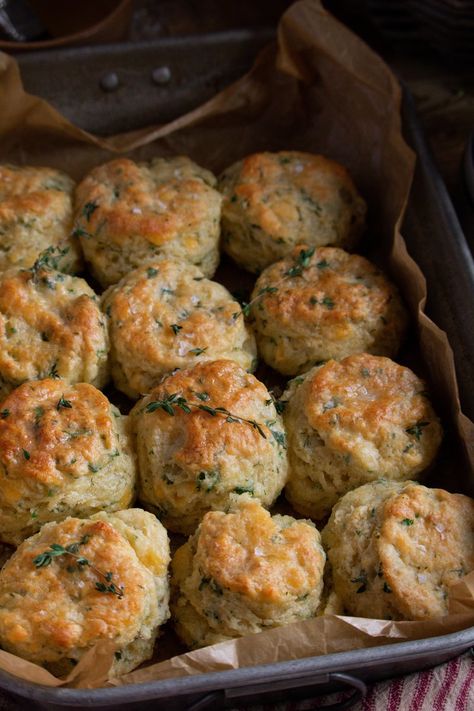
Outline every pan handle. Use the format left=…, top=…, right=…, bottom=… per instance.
left=186, top=671, right=367, bottom=710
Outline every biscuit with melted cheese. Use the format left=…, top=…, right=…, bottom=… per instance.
left=0, top=511, right=169, bottom=676
left=219, top=151, right=366, bottom=273
left=102, top=260, right=256, bottom=399
left=250, top=246, right=408, bottom=375
left=0, top=267, right=109, bottom=398
left=322, top=480, right=474, bottom=620
left=283, top=354, right=443, bottom=519
left=131, top=360, right=288, bottom=534
left=171, top=497, right=325, bottom=648
left=74, top=157, right=222, bottom=286
left=0, top=378, right=136, bottom=544
left=0, top=165, right=81, bottom=273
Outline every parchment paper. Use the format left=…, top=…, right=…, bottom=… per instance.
left=0, top=0, right=473, bottom=690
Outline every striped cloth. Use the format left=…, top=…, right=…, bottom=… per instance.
left=0, top=653, right=472, bottom=709
left=238, top=652, right=474, bottom=711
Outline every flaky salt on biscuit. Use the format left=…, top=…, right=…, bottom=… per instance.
left=102, top=260, right=257, bottom=399
left=74, top=157, right=222, bottom=287
left=131, top=360, right=288, bottom=534
left=219, top=151, right=366, bottom=273
left=250, top=246, right=408, bottom=375
left=0, top=165, right=81, bottom=273
left=0, top=378, right=136, bottom=545
left=322, top=480, right=474, bottom=620
left=0, top=266, right=109, bottom=398
left=0, top=510, right=170, bottom=677
left=282, top=354, right=443, bottom=520
left=172, top=497, right=325, bottom=648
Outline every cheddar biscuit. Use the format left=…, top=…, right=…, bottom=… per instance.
left=172, top=498, right=326, bottom=648
left=102, top=260, right=257, bottom=399
left=131, top=360, right=288, bottom=534
left=322, top=481, right=474, bottom=620
left=0, top=165, right=81, bottom=273
left=0, top=511, right=169, bottom=676
left=0, top=378, right=136, bottom=544
left=0, top=266, right=109, bottom=398
left=74, top=157, right=222, bottom=286
left=219, top=151, right=366, bottom=273
left=283, top=354, right=443, bottom=519
left=250, top=246, right=408, bottom=375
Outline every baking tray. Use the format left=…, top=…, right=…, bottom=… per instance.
left=0, top=32, right=473, bottom=710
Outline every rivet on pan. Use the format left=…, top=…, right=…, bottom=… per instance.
left=100, top=72, right=120, bottom=92
left=151, top=66, right=171, bottom=85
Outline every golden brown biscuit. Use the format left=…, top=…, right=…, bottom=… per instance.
left=250, top=245, right=408, bottom=375
left=322, top=480, right=474, bottom=620
left=283, top=354, right=443, bottom=520
left=131, top=360, right=288, bottom=534
left=74, top=157, right=222, bottom=287
left=0, top=378, right=136, bottom=544
left=0, top=165, right=81, bottom=273
left=172, top=497, right=326, bottom=648
left=0, top=266, right=109, bottom=398
left=102, top=260, right=257, bottom=399
left=0, top=511, right=170, bottom=676
left=219, top=151, right=366, bottom=273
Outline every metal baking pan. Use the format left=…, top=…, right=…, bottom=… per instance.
left=0, top=32, right=472, bottom=710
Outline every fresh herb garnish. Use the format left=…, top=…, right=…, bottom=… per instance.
left=233, top=486, right=254, bottom=495
left=0, top=409, right=9, bottom=419
left=72, top=226, right=92, bottom=239
left=147, top=267, right=159, bottom=278
left=57, top=396, right=72, bottom=411
left=30, top=245, right=69, bottom=280
left=270, top=429, right=286, bottom=447
left=232, top=246, right=316, bottom=319
left=189, top=347, right=207, bottom=356
left=23, top=449, right=30, bottom=460
left=317, top=259, right=330, bottom=269
left=405, top=421, right=429, bottom=440
left=48, top=362, right=60, bottom=379
left=196, top=470, right=220, bottom=492
left=144, top=393, right=267, bottom=439
left=95, top=572, right=124, bottom=598
left=33, top=535, right=124, bottom=598
left=400, top=518, right=414, bottom=526
left=321, top=296, right=335, bottom=309
left=170, top=324, right=182, bottom=335
left=275, top=400, right=286, bottom=414
left=82, top=201, right=98, bottom=221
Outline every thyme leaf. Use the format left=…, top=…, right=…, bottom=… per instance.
left=82, top=201, right=98, bottom=221
left=233, top=246, right=316, bottom=319
left=33, top=535, right=124, bottom=598
left=145, top=394, right=267, bottom=439
left=57, top=396, right=72, bottom=411
left=405, top=421, right=429, bottom=440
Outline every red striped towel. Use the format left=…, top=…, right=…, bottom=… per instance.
left=238, top=652, right=474, bottom=710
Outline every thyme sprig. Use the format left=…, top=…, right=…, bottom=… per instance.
left=29, top=245, right=70, bottom=281
left=145, top=393, right=267, bottom=439
left=233, top=246, right=316, bottom=319
left=33, top=535, right=124, bottom=598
